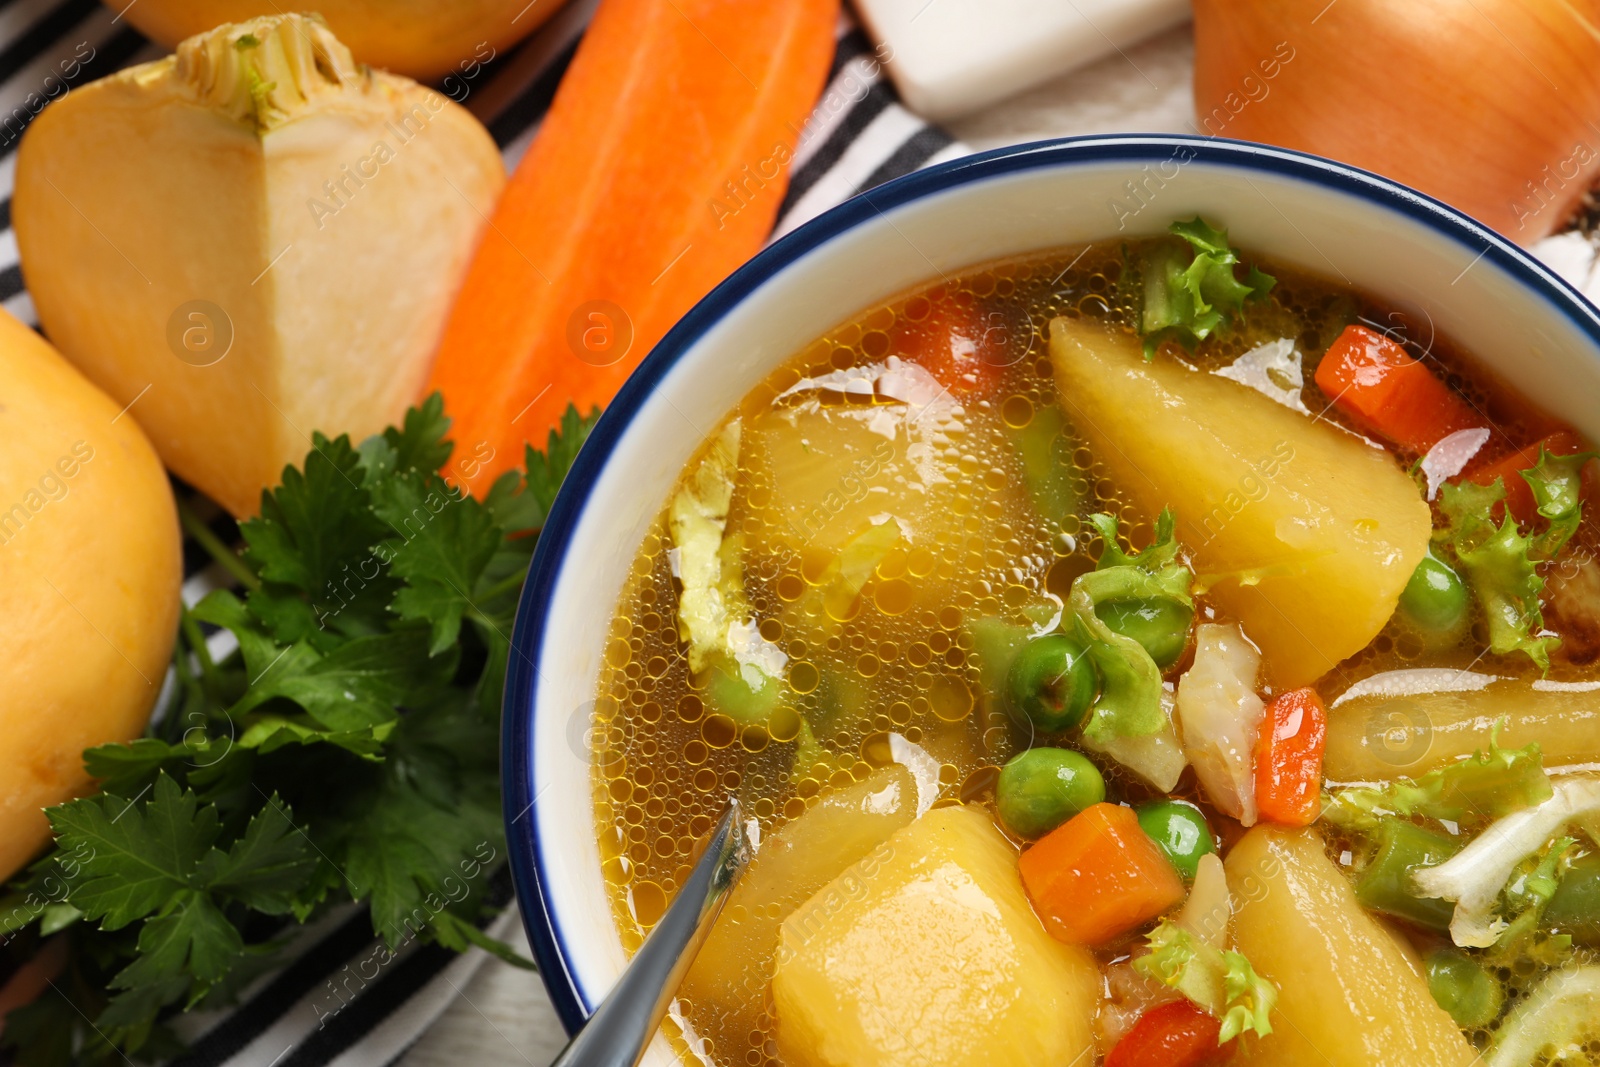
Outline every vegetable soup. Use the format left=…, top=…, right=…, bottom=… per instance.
left=590, top=218, right=1600, bottom=1067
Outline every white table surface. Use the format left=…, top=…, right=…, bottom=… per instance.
left=398, top=21, right=1198, bottom=1067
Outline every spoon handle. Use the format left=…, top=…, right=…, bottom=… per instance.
left=549, top=799, right=750, bottom=1067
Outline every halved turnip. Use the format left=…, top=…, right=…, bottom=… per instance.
left=15, top=14, right=504, bottom=515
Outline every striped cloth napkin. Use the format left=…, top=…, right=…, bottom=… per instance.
left=0, top=1, right=962, bottom=1064
left=5, top=1, right=1600, bottom=1065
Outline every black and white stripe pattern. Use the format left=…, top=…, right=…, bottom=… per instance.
left=0, top=1, right=965, bottom=1062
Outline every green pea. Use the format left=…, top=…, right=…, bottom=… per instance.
left=1135, top=800, right=1216, bottom=881
left=1399, top=548, right=1469, bottom=633
left=1094, top=596, right=1193, bottom=669
left=996, top=748, right=1105, bottom=838
left=1005, top=634, right=1098, bottom=733
left=1426, top=948, right=1503, bottom=1028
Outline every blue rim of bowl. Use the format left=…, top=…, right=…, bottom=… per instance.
left=502, top=132, right=1600, bottom=1035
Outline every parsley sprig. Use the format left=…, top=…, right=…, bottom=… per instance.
left=0, top=395, right=597, bottom=1065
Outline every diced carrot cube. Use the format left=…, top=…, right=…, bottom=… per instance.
left=889, top=289, right=1008, bottom=399
left=1253, top=687, right=1328, bottom=828
left=1018, top=802, right=1184, bottom=945
left=1313, top=325, right=1482, bottom=453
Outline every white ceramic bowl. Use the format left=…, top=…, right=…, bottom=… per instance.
left=503, top=134, right=1600, bottom=1056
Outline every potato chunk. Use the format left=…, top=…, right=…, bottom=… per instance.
left=1227, top=826, right=1477, bottom=1066
left=681, top=765, right=916, bottom=1026
left=773, top=806, right=1097, bottom=1067
left=746, top=388, right=963, bottom=557
left=1049, top=318, right=1430, bottom=688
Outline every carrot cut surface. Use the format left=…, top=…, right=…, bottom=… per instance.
left=428, top=0, right=838, bottom=492
left=1313, top=324, right=1482, bottom=453
left=1018, top=802, right=1184, bottom=946
left=1253, top=686, right=1327, bottom=828
left=1107, top=1000, right=1227, bottom=1067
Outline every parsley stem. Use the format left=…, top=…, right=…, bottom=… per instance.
left=166, top=626, right=200, bottom=742
left=477, top=568, right=530, bottom=606
left=176, top=496, right=261, bottom=591
left=180, top=604, right=224, bottom=703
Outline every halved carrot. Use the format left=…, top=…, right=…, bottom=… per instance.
left=0, top=935, right=66, bottom=1023
left=1313, top=324, right=1482, bottom=453
left=428, top=0, right=838, bottom=493
left=1018, top=802, right=1184, bottom=945
left=1469, top=430, right=1585, bottom=525
left=1253, top=687, right=1327, bottom=828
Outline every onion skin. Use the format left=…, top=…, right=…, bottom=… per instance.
left=1193, top=0, right=1600, bottom=243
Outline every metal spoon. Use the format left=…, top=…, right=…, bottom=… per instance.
left=549, top=799, right=750, bottom=1067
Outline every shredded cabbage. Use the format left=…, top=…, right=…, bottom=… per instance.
left=1135, top=918, right=1277, bottom=1043
left=815, top=518, right=901, bottom=622
left=1412, top=776, right=1600, bottom=948
left=1070, top=510, right=1192, bottom=743
left=1080, top=683, right=1188, bottom=792
left=670, top=420, right=745, bottom=673
left=1176, top=621, right=1264, bottom=826
left=668, top=420, right=787, bottom=718
left=1176, top=853, right=1231, bottom=947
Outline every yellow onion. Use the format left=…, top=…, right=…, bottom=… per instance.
left=1193, top=0, right=1600, bottom=243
